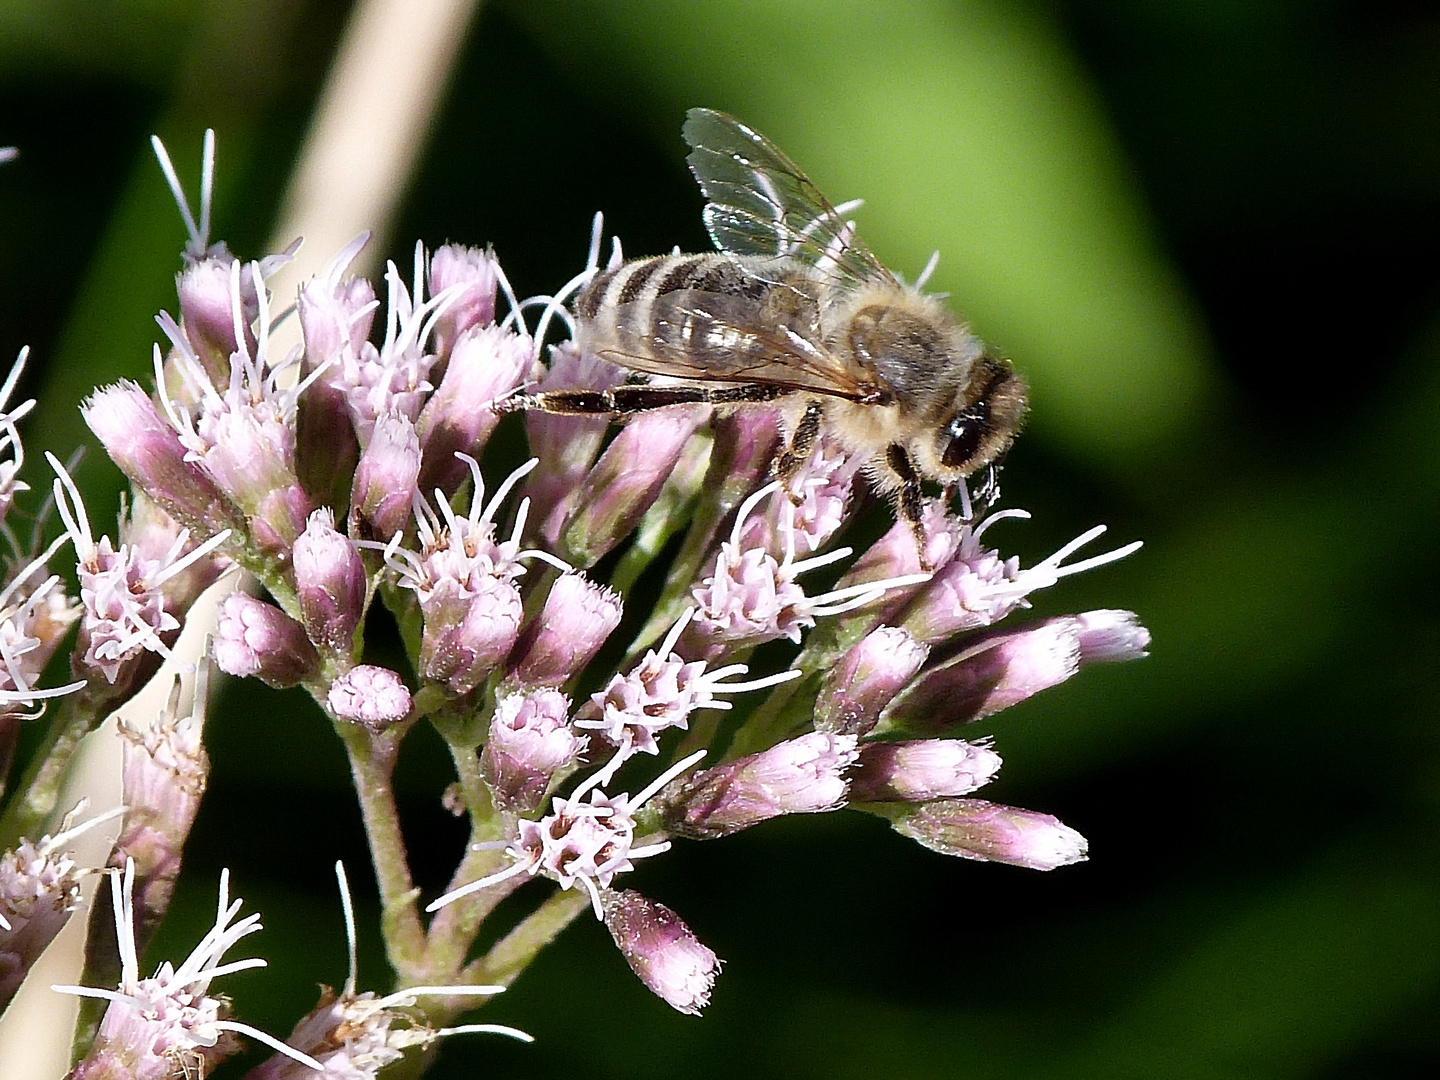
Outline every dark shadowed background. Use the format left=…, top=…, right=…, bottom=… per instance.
left=3, top=1, right=1439, bottom=1077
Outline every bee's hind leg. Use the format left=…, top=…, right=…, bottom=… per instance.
left=884, top=443, right=932, bottom=573
left=772, top=398, right=824, bottom=502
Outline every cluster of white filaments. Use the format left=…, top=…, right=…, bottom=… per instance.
left=579, top=608, right=800, bottom=757
left=48, top=453, right=229, bottom=681
left=52, top=859, right=323, bottom=1072
left=385, top=457, right=570, bottom=597
left=0, top=546, right=83, bottom=715
left=692, top=480, right=931, bottom=645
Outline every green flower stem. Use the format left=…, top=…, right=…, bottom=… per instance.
left=0, top=689, right=111, bottom=848
left=459, top=886, right=590, bottom=988
left=337, top=721, right=427, bottom=977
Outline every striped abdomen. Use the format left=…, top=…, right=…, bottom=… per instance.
left=574, top=252, right=791, bottom=367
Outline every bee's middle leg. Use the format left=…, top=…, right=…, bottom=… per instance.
left=884, top=443, right=932, bottom=572
left=772, top=398, right=824, bottom=501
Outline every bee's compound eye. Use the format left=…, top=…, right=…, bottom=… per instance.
left=940, top=408, right=986, bottom=469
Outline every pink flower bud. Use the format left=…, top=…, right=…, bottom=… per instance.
left=887, top=798, right=1088, bottom=870
left=293, top=509, right=366, bottom=654
left=508, top=573, right=622, bottom=687
left=480, top=689, right=586, bottom=813
left=176, top=254, right=258, bottom=380
left=429, top=243, right=499, bottom=357
left=298, top=245, right=376, bottom=366
left=416, top=324, right=533, bottom=493
left=523, top=343, right=623, bottom=545
left=213, top=593, right=318, bottom=689
left=848, top=739, right=1002, bottom=801
left=879, top=611, right=1149, bottom=738
left=328, top=664, right=412, bottom=731
left=661, top=732, right=859, bottom=839
left=602, top=889, right=720, bottom=1015
left=82, top=382, right=241, bottom=538
left=350, top=412, right=420, bottom=541
left=561, top=405, right=708, bottom=567
left=420, top=574, right=523, bottom=695
left=814, top=626, right=929, bottom=735
left=1075, top=608, right=1151, bottom=662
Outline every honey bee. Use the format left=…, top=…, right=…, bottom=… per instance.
left=503, top=108, right=1027, bottom=556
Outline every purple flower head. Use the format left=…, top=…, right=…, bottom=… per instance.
left=293, top=507, right=368, bottom=655
left=660, top=732, right=860, bottom=840
left=418, top=571, right=524, bottom=695
left=887, top=798, right=1088, bottom=871
left=814, top=625, right=929, bottom=735
left=689, top=482, right=930, bottom=655
left=899, top=514, right=1142, bottom=644
left=481, top=688, right=587, bottom=813
left=0, top=549, right=82, bottom=719
left=602, top=889, right=721, bottom=1016
left=351, top=412, right=422, bottom=542
left=213, top=593, right=318, bottom=689
left=578, top=609, right=799, bottom=758
left=848, top=738, right=1003, bottom=802
left=740, top=434, right=860, bottom=558
left=508, top=572, right=623, bottom=688
left=417, top=323, right=535, bottom=493
left=298, top=232, right=379, bottom=369
left=428, top=242, right=501, bottom=357
left=328, top=665, right=412, bottom=731
left=51, top=455, right=229, bottom=686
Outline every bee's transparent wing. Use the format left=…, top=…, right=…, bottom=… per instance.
left=683, top=108, right=896, bottom=290
left=600, top=285, right=885, bottom=402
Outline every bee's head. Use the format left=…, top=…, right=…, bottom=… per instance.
left=921, top=354, right=1028, bottom=481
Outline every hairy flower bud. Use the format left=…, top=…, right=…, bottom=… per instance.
left=417, top=324, right=533, bottom=493
left=82, top=382, right=241, bottom=538
left=814, top=626, right=929, bottom=735
left=877, top=611, right=1150, bottom=738
left=480, top=689, right=586, bottom=813
left=213, top=593, right=318, bottom=689
left=176, top=254, right=259, bottom=381
left=885, top=798, right=1088, bottom=870
left=429, top=243, right=500, bottom=358
left=420, top=574, right=524, bottom=695
left=561, top=405, right=708, bottom=567
left=328, top=665, right=412, bottom=731
left=660, top=732, right=859, bottom=839
left=848, top=739, right=1002, bottom=802
left=294, top=509, right=367, bottom=654
left=351, top=412, right=421, bottom=541
left=602, top=889, right=720, bottom=1015
left=508, top=573, right=622, bottom=688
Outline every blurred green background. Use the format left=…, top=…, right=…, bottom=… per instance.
left=4, top=1, right=1440, bottom=1077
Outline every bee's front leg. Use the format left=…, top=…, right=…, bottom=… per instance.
left=772, top=398, right=824, bottom=503
left=884, top=443, right=932, bottom=573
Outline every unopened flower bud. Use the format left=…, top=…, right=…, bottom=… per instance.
left=417, top=324, right=533, bottom=493
left=420, top=575, right=523, bottom=695
left=176, top=254, right=257, bottom=380
left=524, top=344, right=622, bottom=544
left=660, top=732, right=859, bottom=839
left=351, top=412, right=420, bottom=541
left=879, top=611, right=1149, bottom=738
left=429, top=243, right=500, bottom=358
left=328, top=665, right=412, bottom=731
left=508, top=573, right=622, bottom=687
left=561, top=405, right=708, bottom=567
left=294, top=509, right=366, bottom=654
left=814, top=626, right=929, bottom=735
left=602, top=889, right=720, bottom=1015
left=82, top=382, right=242, bottom=538
left=213, top=593, right=318, bottom=689
left=480, top=689, right=585, bottom=813
left=1075, top=608, right=1151, bottom=662
left=848, top=739, right=1002, bottom=802
left=886, top=798, right=1088, bottom=870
